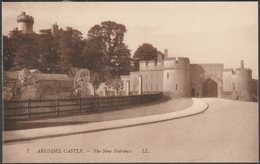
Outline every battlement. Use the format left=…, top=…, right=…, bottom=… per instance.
left=139, top=57, right=190, bottom=71
left=17, top=12, right=34, bottom=23
left=139, top=60, right=164, bottom=71
left=164, top=57, right=190, bottom=69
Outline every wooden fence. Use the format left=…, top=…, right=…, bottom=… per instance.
left=3, top=92, right=162, bottom=120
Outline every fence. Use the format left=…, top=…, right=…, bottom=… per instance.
left=3, top=92, right=163, bottom=120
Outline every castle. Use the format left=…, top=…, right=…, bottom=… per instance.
left=17, top=11, right=60, bottom=36
left=121, top=49, right=256, bottom=101
left=14, top=12, right=257, bottom=101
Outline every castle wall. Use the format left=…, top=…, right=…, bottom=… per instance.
left=223, top=69, right=235, bottom=92
left=139, top=60, right=164, bottom=71
left=120, top=75, right=130, bottom=95
left=190, top=64, right=223, bottom=97
left=129, top=72, right=140, bottom=95
left=140, top=70, right=164, bottom=93
left=190, top=64, right=223, bottom=85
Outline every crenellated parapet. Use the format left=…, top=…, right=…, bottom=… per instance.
left=139, top=57, right=190, bottom=71
left=139, top=60, right=164, bottom=71
left=17, top=11, right=34, bottom=33
left=164, top=57, right=190, bottom=70
left=17, top=12, right=34, bottom=23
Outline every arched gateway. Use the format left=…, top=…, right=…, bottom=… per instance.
left=192, top=75, right=222, bottom=98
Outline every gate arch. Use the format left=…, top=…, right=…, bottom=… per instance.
left=198, top=75, right=222, bottom=97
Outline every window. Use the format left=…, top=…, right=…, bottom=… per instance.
left=167, top=72, right=169, bottom=79
left=151, top=84, right=153, bottom=90
left=151, top=74, right=152, bottom=80
left=176, top=84, right=178, bottom=90
left=232, top=83, right=235, bottom=90
left=146, top=84, right=147, bottom=91
left=156, top=84, right=158, bottom=91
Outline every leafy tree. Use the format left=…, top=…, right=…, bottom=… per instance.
left=132, top=43, right=161, bottom=71
left=55, top=27, right=85, bottom=73
left=87, top=21, right=132, bottom=77
left=11, top=31, right=40, bottom=70
left=79, top=37, right=105, bottom=72
left=105, top=76, right=123, bottom=96
left=90, top=71, right=103, bottom=96
left=3, top=35, right=14, bottom=71
left=38, top=29, right=59, bottom=73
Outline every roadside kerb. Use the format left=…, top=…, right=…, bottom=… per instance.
left=3, top=98, right=209, bottom=143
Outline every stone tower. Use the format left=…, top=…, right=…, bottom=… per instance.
left=51, top=22, right=59, bottom=36
left=17, top=12, right=34, bottom=34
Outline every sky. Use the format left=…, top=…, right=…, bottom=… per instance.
left=2, top=2, right=258, bottom=79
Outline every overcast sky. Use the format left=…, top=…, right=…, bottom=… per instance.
left=2, top=2, right=258, bottom=79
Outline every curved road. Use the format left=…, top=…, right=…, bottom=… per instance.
left=3, top=98, right=258, bottom=162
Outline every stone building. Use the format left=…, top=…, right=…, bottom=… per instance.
left=121, top=49, right=256, bottom=101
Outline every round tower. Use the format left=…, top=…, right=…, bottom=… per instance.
left=51, top=22, right=59, bottom=36
left=163, top=57, right=191, bottom=97
left=17, top=11, right=34, bottom=34
left=233, top=60, right=252, bottom=101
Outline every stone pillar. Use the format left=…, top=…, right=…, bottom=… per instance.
left=126, top=81, right=130, bottom=96
left=138, top=76, right=142, bottom=95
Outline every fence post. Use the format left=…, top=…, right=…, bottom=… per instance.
left=79, top=96, right=82, bottom=112
left=56, top=98, right=59, bottom=116
left=95, top=96, right=98, bottom=111
left=27, top=99, right=30, bottom=118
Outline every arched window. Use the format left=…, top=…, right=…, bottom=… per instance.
left=167, top=72, right=169, bottom=79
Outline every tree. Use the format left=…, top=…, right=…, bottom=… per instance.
left=132, top=43, right=160, bottom=71
left=11, top=31, right=40, bottom=70
left=3, top=35, right=14, bottom=71
left=38, top=29, right=59, bottom=73
left=90, top=71, right=103, bottom=96
left=110, top=43, right=134, bottom=76
left=87, top=21, right=132, bottom=77
left=105, top=76, right=123, bottom=96
left=79, top=37, right=105, bottom=72
left=56, top=27, right=84, bottom=73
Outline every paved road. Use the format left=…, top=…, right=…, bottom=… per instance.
left=3, top=98, right=258, bottom=162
